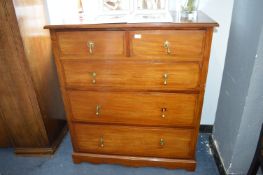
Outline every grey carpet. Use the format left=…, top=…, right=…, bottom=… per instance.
left=0, top=133, right=219, bottom=175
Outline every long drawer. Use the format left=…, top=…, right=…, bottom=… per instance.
left=62, top=61, right=200, bottom=90
left=68, top=91, right=198, bottom=127
left=130, top=30, right=205, bottom=60
left=73, top=123, right=194, bottom=159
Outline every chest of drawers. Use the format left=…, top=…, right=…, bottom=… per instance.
left=45, top=13, right=218, bottom=171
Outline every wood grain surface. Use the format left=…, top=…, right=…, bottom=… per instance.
left=0, top=0, right=66, bottom=153
left=130, top=30, right=205, bottom=59
left=62, top=61, right=200, bottom=91
left=68, top=91, right=197, bottom=127
left=0, top=111, right=11, bottom=147
left=73, top=123, right=194, bottom=159
left=58, top=31, right=125, bottom=59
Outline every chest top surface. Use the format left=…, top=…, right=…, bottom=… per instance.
left=44, top=11, right=218, bottom=30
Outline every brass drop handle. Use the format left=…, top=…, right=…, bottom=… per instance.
left=90, top=72, right=96, bottom=84
left=87, top=41, right=95, bottom=54
left=161, top=108, right=167, bottom=118
left=163, top=40, right=171, bottom=54
left=96, top=105, right=101, bottom=116
left=163, top=73, right=168, bottom=85
left=99, top=137, right=104, bottom=147
left=160, top=138, right=165, bottom=147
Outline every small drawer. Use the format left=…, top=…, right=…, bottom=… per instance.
left=68, top=91, right=198, bottom=127
left=130, top=30, right=205, bottom=61
left=57, top=31, right=125, bottom=59
left=62, top=61, right=200, bottom=91
left=73, top=123, right=194, bottom=159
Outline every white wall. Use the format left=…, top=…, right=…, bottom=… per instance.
left=199, top=0, right=234, bottom=124
left=46, top=0, right=79, bottom=23
left=170, top=0, right=235, bottom=124
left=46, top=0, right=235, bottom=125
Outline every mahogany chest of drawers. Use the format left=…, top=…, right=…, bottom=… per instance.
left=45, top=13, right=218, bottom=171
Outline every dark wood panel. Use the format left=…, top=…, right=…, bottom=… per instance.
left=63, top=61, right=200, bottom=90
left=0, top=112, right=11, bottom=147
left=73, top=123, right=194, bottom=159
left=15, top=125, right=68, bottom=155
left=12, top=0, right=66, bottom=143
left=0, top=0, right=49, bottom=147
left=0, top=0, right=66, bottom=153
left=68, top=91, right=197, bottom=127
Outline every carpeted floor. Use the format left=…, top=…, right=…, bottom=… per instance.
left=0, top=133, right=219, bottom=175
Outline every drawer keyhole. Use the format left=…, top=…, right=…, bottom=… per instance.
left=99, top=137, right=104, bottom=148
left=160, top=138, right=165, bottom=147
left=90, top=72, right=97, bottom=84
left=163, top=73, right=168, bottom=85
left=96, top=105, right=101, bottom=116
left=161, top=108, right=167, bottom=118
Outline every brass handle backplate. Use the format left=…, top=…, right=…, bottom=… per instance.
left=87, top=41, right=94, bottom=54
left=99, top=137, right=104, bottom=147
left=163, top=73, right=168, bottom=85
left=160, top=138, right=165, bottom=147
left=96, top=105, right=101, bottom=116
left=90, top=72, right=96, bottom=84
left=161, top=108, right=167, bottom=118
left=163, top=40, right=171, bottom=54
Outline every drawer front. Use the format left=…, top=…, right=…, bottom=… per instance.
left=73, top=123, right=194, bottom=159
left=130, top=30, right=205, bottom=60
left=68, top=91, right=197, bottom=127
left=63, top=61, right=200, bottom=90
left=57, top=31, right=125, bottom=58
